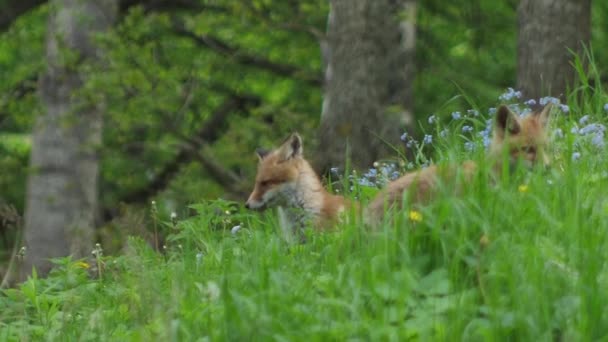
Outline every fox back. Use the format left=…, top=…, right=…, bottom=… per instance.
left=367, top=104, right=552, bottom=221
left=246, top=133, right=349, bottom=229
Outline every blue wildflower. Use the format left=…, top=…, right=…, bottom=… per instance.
left=423, top=134, right=433, bottom=145
left=462, top=125, right=474, bottom=133
left=579, top=123, right=606, bottom=135
left=464, top=141, right=476, bottom=152
left=439, top=129, right=449, bottom=138
left=467, top=109, right=479, bottom=117
left=358, top=178, right=375, bottom=187
left=604, top=103, right=608, bottom=112
left=524, top=99, right=537, bottom=106
left=482, top=135, right=491, bottom=148
left=539, top=96, right=559, bottom=106
left=390, top=171, right=400, bottom=180
left=451, top=111, right=462, bottom=120
left=400, top=132, right=408, bottom=142
left=559, top=104, right=569, bottom=114
left=553, top=128, right=563, bottom=139
left=499, top=87, right=522, bottom=101
left=363, top=168, right=378, bottom=178
left=592, top=132, right=605, bottom=149
left=488, top=107, right=497, bottom=115
left=428, top=115, right=437, bottom=124
left=571, top=152, right=581, bottom=161
left=579, top=115, right=590, bottom=125
left=330, top=167, right=339, bottom=175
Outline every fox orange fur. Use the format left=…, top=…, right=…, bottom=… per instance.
left=367, top=104, right=552, bottom=222
left=245, top=133, right=351, bottom=229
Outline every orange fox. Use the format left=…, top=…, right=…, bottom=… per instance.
left=367, top=104, right=552, bottom=221
left=245, top=133, right=351, bottom=229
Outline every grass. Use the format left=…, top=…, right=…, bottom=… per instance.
left=2, top=70, right=608, bottom=340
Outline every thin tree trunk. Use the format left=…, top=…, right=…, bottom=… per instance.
left=517, top=0, right=591, bottom=100
left=22, top=0, right=116, bottom=278
left=318, top=0, right=416, bottom=173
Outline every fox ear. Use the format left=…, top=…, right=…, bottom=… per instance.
left=535, top=103, right=552, bottom=128
left=256, top=148, right=270, bottom=161
left=495, top=105, right=521, bottom=136
left=278, top=133, right=303, bottom=161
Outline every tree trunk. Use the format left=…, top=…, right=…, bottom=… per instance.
left=517, top=0, right=591, bottom=100
left=317, top=0, right=416, bottom=173
left=22, top=0, right=116, bottom=278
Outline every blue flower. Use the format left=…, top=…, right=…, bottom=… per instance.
left=559, top=104, right=569, bottom=114
left=451, top=111, right=462, bottom=120
left=592, top=132, right=605, bottom=149
left=400, top=132, right=408, bottom=142
left=390, top=171, right=400, bottom=180
left=439, top=129, right=449, bottom=138
left=499, top=87, right=522, bottom=101
left=482, top=135, right=491, bottom=148
left=358, top=178, right=375, bottom=187
left=406, top=140, right=415, bottom=148
left=423, top=134, right=433, bottom=145
left=603, top=103, right=608, bottom=112
left=462, top=125, right=473, bottom=133
left=553, top=128, right=563, bottom=139
left=464, top=141, right=476, bottom=152
left=467, top=109, right=479, bottom=117
left=330, top=167, right=339, bottom=175
left=428, top=115, right=437, bottom=124
left=363, top=168, right=378, bottom=178
left=488, top=107, right=497, bottom=115
left=571, top=152, right=581, bottom=161
left=579, top=115, right=590, bottom=125
left=539, top=96, right=559, bottom=106
left=524, top=99, right=537, bottom=106
left=579, top=123, right=606, bottom=135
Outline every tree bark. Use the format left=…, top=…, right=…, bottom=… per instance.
left=517, top=0, right=591, bottom=100
left=22, top=0, right=117, bottom=278
left=317, top=0, right=416, bottom=173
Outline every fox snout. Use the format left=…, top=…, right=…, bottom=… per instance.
left=245, top=193, right=265, bottom=210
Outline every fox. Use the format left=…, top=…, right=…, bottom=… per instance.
left=245, top=133, right=352, bottom=230
left=366, top=103, right=552, bottom=222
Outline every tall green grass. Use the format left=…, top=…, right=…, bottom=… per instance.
left=2, top=60, right=608, bottom=340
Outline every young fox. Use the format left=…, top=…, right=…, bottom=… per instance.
left=367, top=104, right=552, bottom=221
left=245, top=133, right=351, bottom=229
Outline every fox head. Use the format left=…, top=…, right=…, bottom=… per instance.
left=245, top=133, right=305, bottom=210
left=490, top=103, right=552, bottom=170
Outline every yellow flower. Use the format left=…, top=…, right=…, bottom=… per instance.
left=75, top=261, right=90, bottom=269
left=408, top=210, right=423, bottom=223
left=518, top=184, right=529, bottom=193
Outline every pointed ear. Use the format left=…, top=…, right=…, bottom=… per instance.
left=255, top=148, right=270, bottom=161
left=535, top=103, right=552, bottom=128
left=278, top=133, right=303, bottom=161
left=495, top=105, right=521, bottom=136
